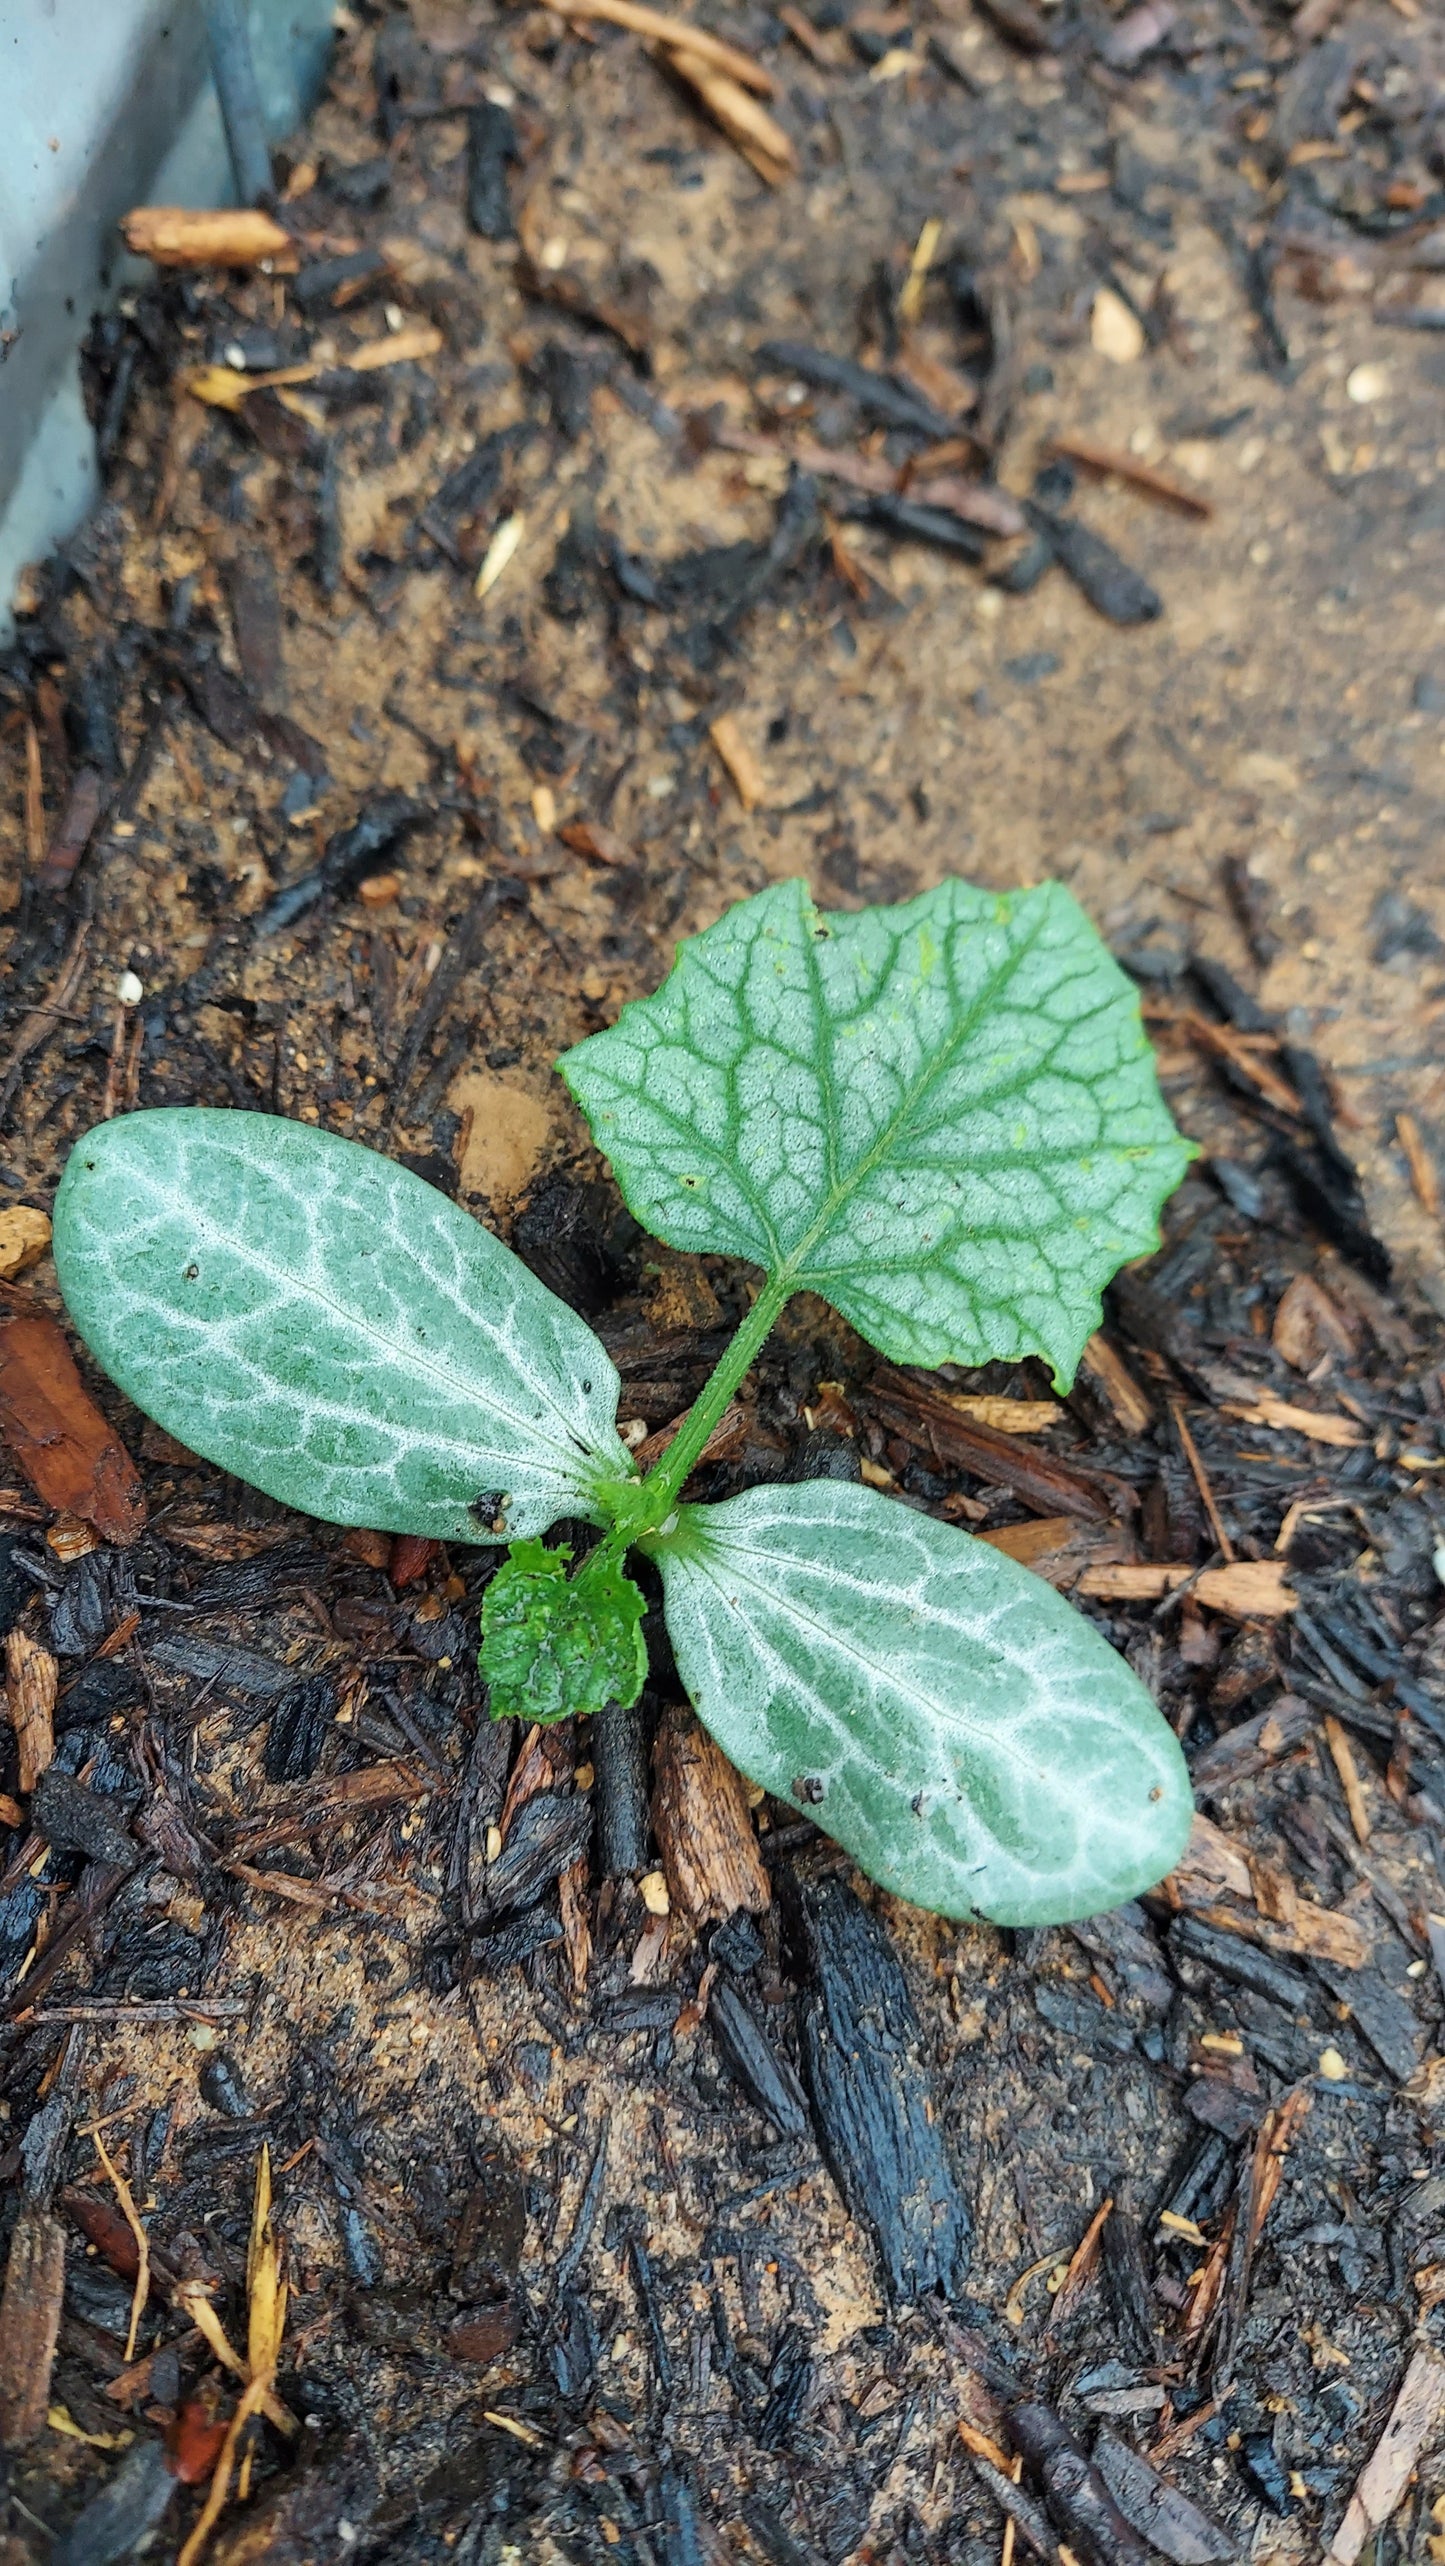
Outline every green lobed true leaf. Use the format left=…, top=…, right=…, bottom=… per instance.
left=560, top=875, right=1192, bottom=1389
left=649, top=1479, right=1192, bottom=1926
left=479, top=1538, right=647, bottom=1723
left=52, top=1109, right=632, bottom=1543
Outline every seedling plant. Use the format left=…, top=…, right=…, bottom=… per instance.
left=54, top=875, right=1196, bottom=1925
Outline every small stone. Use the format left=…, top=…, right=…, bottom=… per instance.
left=0, top=1205, right=52, bottom=1279
left=1318, top=2045, right=1347, bottom=2081
left=1345, top=363, right=1388, bottom=405
left=116, top=970, right=144, bottom=1006
left=639, top=1869, right=671, bottom=1916
left=1092, top=287, right=1146, bottom=364
left=358, top=872, right=400, bottom=906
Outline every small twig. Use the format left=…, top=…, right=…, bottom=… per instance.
left=1169, top=1400, right=1236, bottom=1564
left=91, top=2126, right=149, bottom=2364
left=0, top=919, right=91, bottom=1126
left=23, top=723, right=44, bottom=870
left=558, top=0, right=777, bottom=94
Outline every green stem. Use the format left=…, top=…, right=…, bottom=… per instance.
left=594, top=1268, right=794, bottom=1557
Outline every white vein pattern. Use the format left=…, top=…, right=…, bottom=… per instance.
left=653, top=1480, right=1192, bottom=1925
left=562, top=874, right=1192, bottom=1382
left=53, top=1110, right=631, bottom=1541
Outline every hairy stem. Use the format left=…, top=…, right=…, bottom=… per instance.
left=594, top=1269, right=793, bottom=1556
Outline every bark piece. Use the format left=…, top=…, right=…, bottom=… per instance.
left=0, top=1288, right=146, bottom=1543
left=652, top=1700, right=770, bottom=1926
left=4, top=1629, right=57, bottom=1789
left=31, top=1766, right=137, bottom=1868
left=870, top=1368, right=1125, bottom=1519
left=797, top=1878, right=971, bottom=2301
left=707, top=1977, right=810, bottom=2139
left=0, top=2204, right=65, bottom=2448
left=1091, top=2428, right=1234, bottom=2564
left=595, top=1695, right=650, bottom=1877
left=1189, top=1694, right=1315, bottom=1793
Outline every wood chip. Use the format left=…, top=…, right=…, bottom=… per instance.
left=0, top=1286, right=147, bottom=1543
left=977, top=1514, right=1078, bottom=1564
left=1397, top=1112, right=1440, bottom=1219
left=0, top=1209, right=52, bottom=1281
left=1324, top=1714, right=1372, bottom=1846
left=935, top=1392, right=1063, bottom=1435
left=709, top=712, right=768, bottom=811
left=651, top=1700, right=771, bottom=1926
left=122, top=206, right=299, bottom=271
left=1077, top=1331, right=1154, bottom=1435
left=4, top=1630, right=57, bottom=1791
left=559, top=0, right=778, bottom=92
left=1327, top=2344, right=1445, bottom=2564
left=0, top=2206, right=66, bottom=2450
left=346, top=322, right=445, bottom=372
left=1168, top=1812, right=1253, bottom=1905
left=1218, top=1392, right=1363, bottom=1448
left=1162, top=1814, right=1369, bottom=1967
left=1051, top=434, right=1213, bottom=519
left=1075, top=1559, right=1296, bottom=1617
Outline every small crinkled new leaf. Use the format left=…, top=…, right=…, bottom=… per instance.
left=479, top=1539, right=647, bottom=1723
left=560, top=874, right=1192, bottom=1388
left=52, top=1109, right=630, bottom=1542
left=650, top=1480, right=1191, bottom=1926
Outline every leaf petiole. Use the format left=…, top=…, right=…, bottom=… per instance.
left=593, top=1267, right=794, bottom=1561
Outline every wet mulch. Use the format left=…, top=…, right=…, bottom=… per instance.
left=3, top=0, right=1445, bottom=2559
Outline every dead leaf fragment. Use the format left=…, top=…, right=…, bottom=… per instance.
left=0, top=1288, right=146, bottom=1543
left=1272, top=1272, right=1356, bottom=1371
left=559, top=820, right=631, bottom=865
left=709, top=712, right=767, bottom=811
left=4, top=1629, right=57, bottom=1790
left=123, top=206, right=298, bottom=271
left=0, top=1209, right=52, bottom=1281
